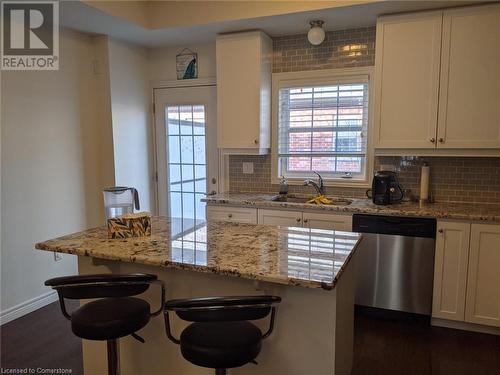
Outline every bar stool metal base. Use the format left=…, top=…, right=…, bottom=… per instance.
left=215, top=369, right=226, bottom=375
left=107, top=339, right=120, bottom=375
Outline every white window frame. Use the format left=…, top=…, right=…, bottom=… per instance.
left=271, top=67, right=374, bottom=188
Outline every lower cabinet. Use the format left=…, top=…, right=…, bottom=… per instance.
left=465, top=224, right=500, bottom=327
left=206, top=206, right=257, bottom=224
left=433, top=221, right=500, bottom=328
left=257, top=209, right=303, bottom=226
left=432, top=221, right=470, bottom=321
left=208, top=205, right=352, bottom=231
left=303, top=212, right=353, bottom=231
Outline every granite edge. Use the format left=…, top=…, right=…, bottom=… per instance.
left=204, top=196, right=500, bottom=222
left=35, top=234, right=359, bottom=290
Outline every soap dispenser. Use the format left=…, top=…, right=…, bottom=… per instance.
left=279, top=176, right=289, bottom=195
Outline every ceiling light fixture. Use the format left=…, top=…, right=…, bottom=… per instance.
left=307, top=20, right=325, bottom=46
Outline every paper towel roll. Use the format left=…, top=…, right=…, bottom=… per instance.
left=420, top=164, right=430, bottom=201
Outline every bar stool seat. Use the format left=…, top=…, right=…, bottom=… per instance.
left=45, top=273, right=165, bottom=375
left=71, top=297, right=151, bottom=341
left=180, top=321, right=262, bottom=369
left=164, top=295, right=281, bottom=375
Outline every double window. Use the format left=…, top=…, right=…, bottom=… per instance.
left=273, top=69, right=372, bottom=185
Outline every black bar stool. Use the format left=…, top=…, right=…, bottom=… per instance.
left=45, top=273, right=165, bottom=375
left=164, top=295, right=281, bottom=375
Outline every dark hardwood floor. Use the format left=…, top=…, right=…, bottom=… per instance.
left=352, top=308, right=500, bottom=375
left=1, top=302, right=499, bottom=374
left=1, top=300, right=83, bottom=374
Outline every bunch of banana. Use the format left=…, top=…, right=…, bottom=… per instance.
left=306, top=195, right=333, bottom=205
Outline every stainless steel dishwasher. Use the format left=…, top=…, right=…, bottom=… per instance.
left=352, top=214, right=436, bottom=315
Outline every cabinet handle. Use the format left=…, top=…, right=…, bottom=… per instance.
left=438, top=138, right=444, bottom=143
left=296, top=218, right=301, bottom=223
left=254, top=139, right=259, bottom=145
left=438, top=229, right=443, bottom=233
left=228, top=214, right=233, bottom=218
left=303, top=219, right=309, bottom=224
left=430, top=138, right=436, bottom=143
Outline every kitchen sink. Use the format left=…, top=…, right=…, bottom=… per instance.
left=270, top=194, right=352, bottom=206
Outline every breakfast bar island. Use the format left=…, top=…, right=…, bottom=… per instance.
left=36, top=217, right=361, bottom=375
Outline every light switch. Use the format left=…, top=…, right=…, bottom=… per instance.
left=379, top=164, right=395, bottom=172
left=242, top=162, right=254, bottom=174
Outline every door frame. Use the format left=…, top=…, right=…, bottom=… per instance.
left=151, top=77, right=223, bottom=216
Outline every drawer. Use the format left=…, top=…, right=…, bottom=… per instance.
left=302, top=212, right=352, bottom=231
left=257, top=209, right=303, bottom=227
left=207, top=206, right=258, bottom=224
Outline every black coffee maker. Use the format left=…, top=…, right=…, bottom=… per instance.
left=366, top=171, right=404, bottom=205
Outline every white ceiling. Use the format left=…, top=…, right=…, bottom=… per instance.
left=61, top=1, right=474, bottom=47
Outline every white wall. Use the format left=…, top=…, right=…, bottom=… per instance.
left=0, top=34, right=218, bottom=323
left=108, top=39, right=153, bottom=212
left=0, top=28, right=114, bottom=323
left=149, top=42, right=216, bottom=82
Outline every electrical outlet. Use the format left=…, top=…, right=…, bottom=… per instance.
left=242, top=162, right=254, bottom=174
left=54, top=252, right=62, bottom=262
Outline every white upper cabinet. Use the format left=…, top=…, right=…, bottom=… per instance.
left=374, top=4, right=500, bottom=150
left=465, top=223, right=500, bottom=327
left=373, top=11, right=442, bottom=149
left=216, top=31, right=272, bottom=154
left=437, top=5, right=500, bottom=148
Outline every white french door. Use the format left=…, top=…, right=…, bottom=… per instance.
left=154, top=85, right=218, bottom=229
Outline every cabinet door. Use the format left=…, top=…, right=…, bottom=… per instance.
left=437, top=5, right=500, bottom=148
left=207, top=206, right=257, bottom=224
left=374, top=11, right=442, bottom=149
left=465, top=224, right=500, bottom=327
left=302, top=212, right=352, bottom=231
left=432, top=221, right=470, bottom=321
left=216, top=31, right=271, bottom=150
left=257, top=209, right=302, bottom=227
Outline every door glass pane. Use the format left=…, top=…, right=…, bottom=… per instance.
left=180, top=136, right=194, bottom=164
left=168, top=136, right=180, bottom=164
left=193, top=136, right=206, bottom=164
left=166, top=105, right=207, bottom=230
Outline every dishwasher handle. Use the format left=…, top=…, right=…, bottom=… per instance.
left=352, top=214, right=436, bottom=238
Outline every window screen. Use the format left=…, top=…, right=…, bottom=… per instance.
left=277, top=78, right=369, bottom=180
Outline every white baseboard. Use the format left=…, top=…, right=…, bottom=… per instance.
left=431, top=317, right=500, bottom=336
left=0, top=291, right=58, bottom=325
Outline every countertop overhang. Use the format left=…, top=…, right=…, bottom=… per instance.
left=35, top=217, right=362, bottom=290
left=204, top=193, right=500, bottom=222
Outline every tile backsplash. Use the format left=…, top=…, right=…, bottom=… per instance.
left=227, top=27, right=500, bottom=204
left=228, top=155, right=500, bottom=204
left=273, top=26, right=376, bottom=73
left=377, top=157, right=500, bottom=204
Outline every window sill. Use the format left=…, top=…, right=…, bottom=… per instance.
left=272, top=177, right=371, bottom=189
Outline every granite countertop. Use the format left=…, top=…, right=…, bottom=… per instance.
left=204, top=193, right=500, bottom=222
left=35, top=217, right=362, bottom=290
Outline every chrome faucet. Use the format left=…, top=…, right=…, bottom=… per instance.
left=303, top=172, right=325, bottom=196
